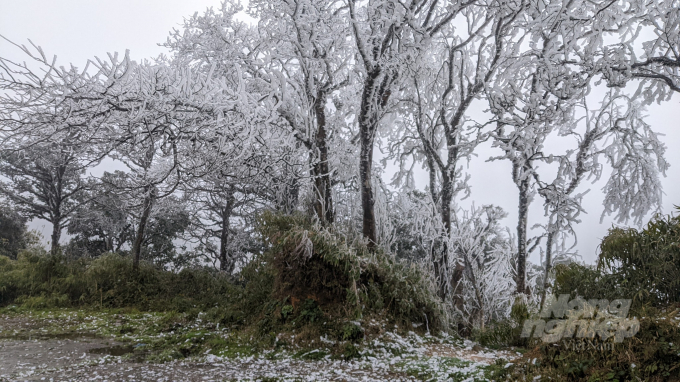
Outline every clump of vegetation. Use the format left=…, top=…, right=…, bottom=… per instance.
left=0, top=204, right=29, bottom=260
left=550, top=210, right=680, bottom=315
left=505, top=308, right=680, bottom=381
left=506, top=210, right=680, bottom=381
left=473, top=300, right=529, bottom=349
left=258, top=211, right=444, bottom=331
left=0, top=248, right=238, bottom=313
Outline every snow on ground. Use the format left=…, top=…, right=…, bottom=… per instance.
left=0, top=310, right=521, bottom=381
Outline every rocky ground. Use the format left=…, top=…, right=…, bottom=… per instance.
left=0, top=309, right=520, bottom=381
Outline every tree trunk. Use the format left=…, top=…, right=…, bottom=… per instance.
left=515, top=174, right=530, bottom=295
left=539, top=229, right=555, bottom=310
left=218, top=221, right=233, bottom=273
left=435, top=171, right=455, bottom=299
left=50, top=218, right=61, bottom=255
left=312, top=93, right=334, bottom=225
left=358, top=71, right=382, bottom=249
left=360, top=136, right=377, bottom=248
left=450, top=260, right=466, bottom=308
left=219, top=190, right=235, bottom=273
left=131, top=186, right=156, bottom=270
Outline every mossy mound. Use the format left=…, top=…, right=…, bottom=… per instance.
left=258, top=212, right=444, bottom=332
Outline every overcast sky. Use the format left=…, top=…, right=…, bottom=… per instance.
left=1, top=0, right=678, bottom=264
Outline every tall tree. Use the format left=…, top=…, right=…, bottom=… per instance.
left=348, top=0, right=468, bottom=248
left=535, top=91, right=667, bottom=307
left=167, top=0, right=354, bottom=225
left=0, top=42, right=110, bottom=254
left=84, top=54, right=272, bottom=268
left=387, top=0, right=523, bottom=298
left=0, top=136, right=90, bottom=254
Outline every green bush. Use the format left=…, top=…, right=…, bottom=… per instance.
left=473, top=298, right=530, bottom=348
left=598, top=212, right=680, bottom=307
left=552, top=210, right=680, bottom=314
left=508, top=210, right=680, bottom=381
left=258, top=211, right=444, bottom=331
left=340, top=322, right=364, bottom=342
left=508, top=309, right=680, bottom=381
left=553, top=263, right=622, bottom=302
left=0, top=249, right=238, bottom=313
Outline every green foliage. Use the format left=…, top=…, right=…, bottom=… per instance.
left=298, top=298, right=323, bottom=324
left=508, top=211, right=680, bottom=381
left=258, top=211, right=444, bottom=331
left=553, top=263, right=618, bottom=300
left=340, top=322, right=364, bottom=342
left=294, top=349, right=329, bottom=360
left=598, top=211, right=680, bottom=307
left=473, top=321, right=517, bottom=349
left=341, top=343, right=361, bottom=360
left=0, top=204, right=28, bottom=260
left=508, top=309, right=680, bottom=381
left=280, top=304, right=294, bottom=321
left=552, top=210, right=680, bottom=314
left=483, top=358, right=513, bottom=380
left=0, top=250, right=238, bottom=313
left=474, top=298, right=530, bottom=348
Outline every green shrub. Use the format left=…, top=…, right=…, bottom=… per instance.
left=474, top=299, right=529, bottom=348
left=340, top=322, right=364, bottom=342
left=258, top=211, right=444, bottom=331
left=0, top=250, right=239, bottom=313
left=598, top=212, right=680, bottom=307
left=552, top=210, right=680, bottom=315
left=341, top=342, right=362, bottom=360
left=508, top=210, right=680, bottom=381
left=508, top=309, right=680, bottom=381
left=298, top=298, right=323, bottom=324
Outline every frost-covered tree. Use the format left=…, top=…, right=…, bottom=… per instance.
left=90, top=48, right=281, bottom=268
left=67, top=171, right=192, bottom=267
left=450, top=205, right=515, bottom=330
left=386, top=0, right=524, bottom=298
left=249, top=0, right=354, bottom=224
left=167, top=0, right=355, bottom=226
left=534, top=91, right=667, bottom=307
left=484, top=0, right=613, bottom=296
left=0, top=42, right=109, bottom=254
left=0, top=142, right=89, bottom=254
left=66, top=172, right=134, bottom=256
left=348, top=0, right=472, bottom=248
left=595, top=0, right=680, bottom=98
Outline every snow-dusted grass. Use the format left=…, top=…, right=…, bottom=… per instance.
left=0, top=307, right=520, bottom=381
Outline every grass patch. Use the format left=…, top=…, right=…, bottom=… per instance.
left=506, top=306, right=680, bottom=381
